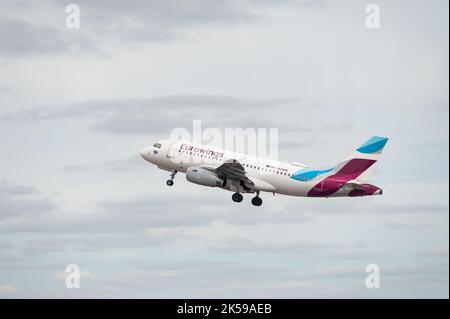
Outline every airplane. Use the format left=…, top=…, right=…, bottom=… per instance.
left=140, top=136, right=388, bottom=206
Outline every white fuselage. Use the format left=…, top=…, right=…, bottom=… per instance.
left=140, top=139, right=318, bottom=197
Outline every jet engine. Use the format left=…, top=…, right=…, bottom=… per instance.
left=186, top=167, right=224, bottom=187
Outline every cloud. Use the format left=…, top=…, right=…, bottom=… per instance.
left=0, top=0, right=317, bottom=57
left=367, top=203, right=449, bottom=215
left=0, top=95, right=297, bottom=133
left=0, top=284, right=19, bottom=296
left=0, top=85, right=13, bottom=94
left=0, top=189, right=318, bottom=234
left=0, top=0, right=304, bottom=57
left=63, top=154, right=147, bottom=173
left=0, top=17, right=97, bottom=57
left=0, top=180, right=54, bottom=221
left=0, top=95, right=337, bottom=140
left=383, top=222, right=432, bottom=230
left=52, top=0, right=271, bottom=43
left=206, top=237, right=382, bottom=260
left=101, top=155, right=148, bottom=172
left=93, top=259, right=449, bottom=298
left=0, top=193, right=219, bottom=233
left=207, top=237, right=335, bottom=254
left=222, top=203, right=314, bottom=225
left=55, top=270, right=97, bottom=281
left=100, top=261, right=310, bottom=298
left=20, top=231, right=196, bottom=254
left=0, top=180, right=37, bottom=196
left=2, top=184, right=445, bottom=235
left=416, top=245, right=449, bottom=258
left=0, top=241, right=13, bottom=250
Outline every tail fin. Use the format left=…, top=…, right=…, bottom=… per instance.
left=332, top=136, right=389, bottom=182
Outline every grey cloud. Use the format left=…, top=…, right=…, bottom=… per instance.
left=20, top=231, right=194, bottom=254
left=0, top=250, right=70, bottom=271
left=305, top=263, right=449, bottom=295
left=207, top=237, right=382, bottom=260
left=0, top=0, right=323, bottom=57
left=279, top=199, right=449, bottom=217
left=61, top=163, right=93, bottom=172
left=100, top=261, right=305, bottom=298
left=207, top=237, right=336, bottom=254
left=0, top=180, right=37, bottom=196
left=0, top=1, right=307, bottom=56
left=0, top=284, right=20, bottom=298
left=381, top=263, right=449, bottom=286
left=0, top=17, right=97, bottom=57
left=383, top=222, right=433, bottom=230
left=416, top=246, right=449, bottom=258
left=223, top=203, right=313, bottom=225
left=0, top=95, right=299, bottom=135
left=0, top=85, right=13, bottom=94
left=0, top=94, right=342, bottom=145
left=95, top=193, right=313, bottom=229
left=101, top=155, right=148, bottom=172
left=1, top=95, right=297, bottom=119
left=1, top=176, right=445, bottom=235
left=0, top=190, right=317, bottom=233
left=3, top=185, right=446, bottom=235
left=0, top=180, right=54, bottom=221
left=0, top=241, right=13, bottom=250
left=53, top=0, right=269, bottom=43
left=367, top=203, right=449, bottom=214
left=95, top=260, right=449, bottom=298
left=0, top=193, right=221, bottom=233
left=63, top=154, right=147, bottom=172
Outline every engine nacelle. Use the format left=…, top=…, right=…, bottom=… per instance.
left=186, top=167, right=224, bottom=187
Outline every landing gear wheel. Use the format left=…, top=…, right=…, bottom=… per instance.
left=251, top=196, right=263, bottom=206
left=232, top=193, right=243, bottom=203
left=166, top=170, right=177, bottom=186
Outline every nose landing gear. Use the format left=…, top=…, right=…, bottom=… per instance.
left=166, top=170, right=177, bottom=186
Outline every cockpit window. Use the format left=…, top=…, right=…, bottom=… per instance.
left=153, top=143, right=162, bottom=149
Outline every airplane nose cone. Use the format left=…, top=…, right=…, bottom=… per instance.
left=140, top=147, right=151, bottom=161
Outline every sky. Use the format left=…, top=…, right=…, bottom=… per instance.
left=0, top=0, right=448, bottom=298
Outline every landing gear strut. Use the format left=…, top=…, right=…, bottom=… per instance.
left=232, top=192, right=243, bottom=203
left=251, top=192, right=263, bottom=206
left=166, top=170, right=177, bottom=186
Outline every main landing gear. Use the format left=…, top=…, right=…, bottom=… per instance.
left=231, top=192, right=263, bottom=206
left=166, top=170, right=177, bottom=186
left=232, top=192, right=243, bottom=203
left=251, top=192, right=263, bottom=207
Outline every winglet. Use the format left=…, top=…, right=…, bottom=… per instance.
left=356, top=136, right=389, bottom=154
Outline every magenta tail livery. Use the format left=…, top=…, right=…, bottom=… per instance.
left=140, top=136, right=388, bottom=206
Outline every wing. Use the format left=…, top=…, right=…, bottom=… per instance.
left=202, top=159, right=254, bottom=188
